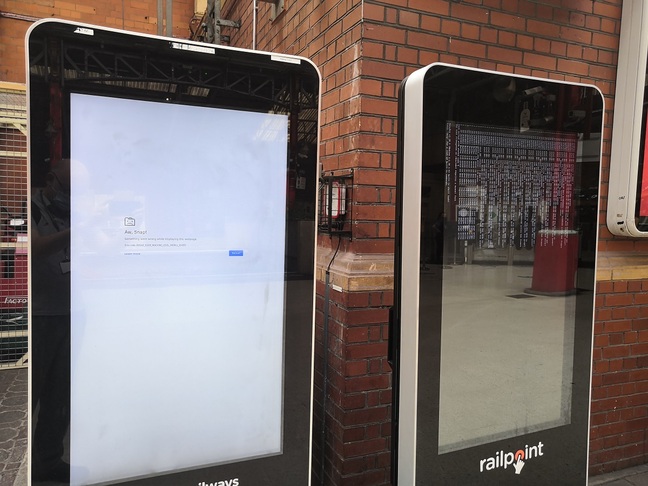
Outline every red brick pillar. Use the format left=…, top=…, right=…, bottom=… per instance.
left=313, top=246, right=394, bottom=486
left=590, top=262, right=648, bottom=476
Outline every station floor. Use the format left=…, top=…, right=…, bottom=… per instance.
left=424, top=262, right=579, bottom=453
left=590, top=464, right=648, bottom=486
left=0, top=367, right=27, bottom=486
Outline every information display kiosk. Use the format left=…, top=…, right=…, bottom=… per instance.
left=27, top=20, right=320, bottom=486
left=391, top=64, right=603, bottom=485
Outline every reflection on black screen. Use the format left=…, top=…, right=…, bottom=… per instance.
left=29, top=20, right=320, bottom=486
left=412, top=67, right=601, bottom=483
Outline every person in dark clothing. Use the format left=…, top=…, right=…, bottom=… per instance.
left=31, top=159, right=71, bottom=483
left=432, top=211, right=445, bottom=264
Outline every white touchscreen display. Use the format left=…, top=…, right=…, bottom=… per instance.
left=69, top=93, right=288, bottom=485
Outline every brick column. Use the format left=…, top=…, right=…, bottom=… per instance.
left=313, top=248, right=394, bottom=486
left=590, top=254, right=648, bottom=475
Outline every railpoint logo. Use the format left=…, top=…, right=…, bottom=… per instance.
left=198, top=479, right=239, bottom=486
left=479, top=441, right=544, bottom=475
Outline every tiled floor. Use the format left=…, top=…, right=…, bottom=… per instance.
left=590, top=464, right=648, bottom=486
left=0, top=368, right=27, bottom=486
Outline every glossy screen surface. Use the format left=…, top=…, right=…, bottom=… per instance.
left=436, top=124, right=579, bottom=453
left=28, top=20, right=320, bottom=486
left=395, top=63, right=602, bottom=485
left=69, top=94, right=287, bottom=484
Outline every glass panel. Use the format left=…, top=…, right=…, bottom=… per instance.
left=416, top=68, right=602, bottom=455
left=434, top=124, right=589, bottom=453
left=28, top=21, right=319, bottom=485
left=69, top=94, right=288, bottom=484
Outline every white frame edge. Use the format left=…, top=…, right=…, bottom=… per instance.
left=607, top=0, right=648, bottom=237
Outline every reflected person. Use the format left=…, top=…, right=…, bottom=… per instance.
left=31, top=159, right=71, bottom=483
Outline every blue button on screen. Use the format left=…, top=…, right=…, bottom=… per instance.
left=229, top=250, right=244, bottom=256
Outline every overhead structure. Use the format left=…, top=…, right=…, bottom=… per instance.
left=191, top=0, right=240, bottom=45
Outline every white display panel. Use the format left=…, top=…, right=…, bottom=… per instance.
left=607, top=0, right=648, bottom=236
left=69, top=94, right=288, bottom=485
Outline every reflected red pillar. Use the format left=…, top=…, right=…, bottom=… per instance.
left=527, top=229, right=579, bottom=295
left=528, top=130, right=579, bottom=296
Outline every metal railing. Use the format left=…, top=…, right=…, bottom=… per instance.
left=0, top=82, right=28, bottom=369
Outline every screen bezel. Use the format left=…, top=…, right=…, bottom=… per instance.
left=27, top=19, right=320, bottom=486
left=393, top=63, right=602, bottom=485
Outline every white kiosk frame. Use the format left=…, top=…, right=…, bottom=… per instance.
left=393, top=63, right=603, bottom=485
left=607, top=0, right=648, bottom=236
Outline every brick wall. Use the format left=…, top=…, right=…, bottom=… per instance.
left=229, top=0, right=648, bottom=483
left=0, top=0, right=196, bottom=83
left=313, top=247, right=393, bottom=485
left=591, top=278, right=648, bottom=473
left=593, top=256, right=648, bottom=473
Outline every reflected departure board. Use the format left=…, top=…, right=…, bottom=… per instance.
left=448, top=123, right=577, bottom=249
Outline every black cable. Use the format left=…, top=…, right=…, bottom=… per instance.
left=320, top=235, right=341, bottom=485
left=327, top=235, right=342, bottom=273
